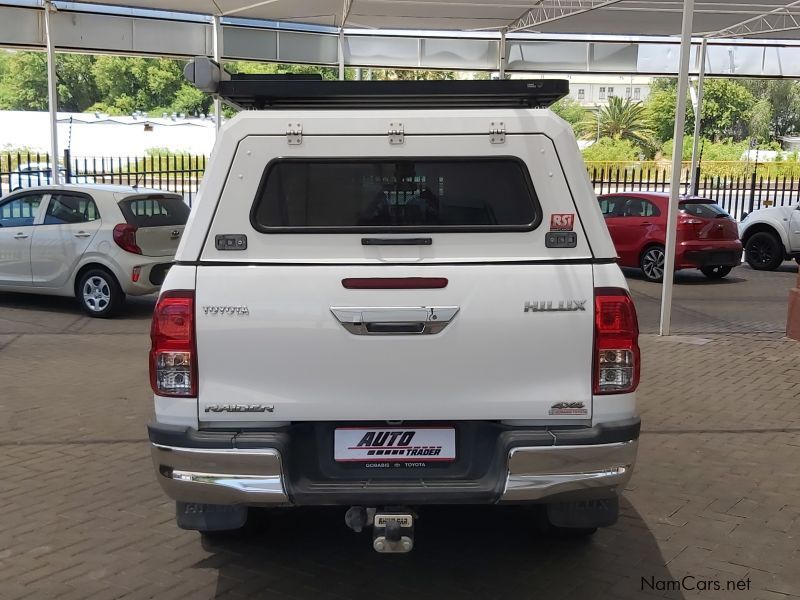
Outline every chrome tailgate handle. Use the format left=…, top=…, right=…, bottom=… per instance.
left=330, top=306, right=459, bottom=335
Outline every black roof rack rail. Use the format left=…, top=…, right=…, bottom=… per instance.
left=183, top=57, right=568, bottom=111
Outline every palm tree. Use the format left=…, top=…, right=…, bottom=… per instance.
left=580, top=96, right=653, bottom=150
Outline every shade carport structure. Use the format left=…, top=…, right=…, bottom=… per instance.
left=22, top=0, right=800, bottom=334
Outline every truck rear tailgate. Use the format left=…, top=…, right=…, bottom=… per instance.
left=195, top=263, right=594, bottom=423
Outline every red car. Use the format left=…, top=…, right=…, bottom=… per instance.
left=597, top=192, right=742, bottom=282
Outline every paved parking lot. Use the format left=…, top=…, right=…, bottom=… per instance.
left=1, top=263, right=799, bottom=600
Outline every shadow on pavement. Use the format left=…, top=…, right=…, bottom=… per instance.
left=0, top=291, right=156, bottom=319
left=194, top=498, right=683, bottom=600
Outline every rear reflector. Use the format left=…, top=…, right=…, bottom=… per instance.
left=342, top=277, right=448, bottom=290
left=594, top=287, right=640, bottom=395
left=150, top=290, right=197, bottom=397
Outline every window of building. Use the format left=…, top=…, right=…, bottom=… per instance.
left=626, top=87, right=631, bottom=99
left=608, top=87, right=615, bottom=98
left=577, top=88, right=585, bottom=100
left=599, top=87, right=606, bottom=100
left=634, top=87, right=641, bottom=100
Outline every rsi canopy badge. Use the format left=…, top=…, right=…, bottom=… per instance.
left=546, top=213, right=578, bottom=249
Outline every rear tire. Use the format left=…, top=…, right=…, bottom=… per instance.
left=640, top=245, right=666, bottom=283
left=700, top=265, right=732, bottom=279
left=76, top=268, right=124, bottom=318
left=745, top=232, right=784, bottom=271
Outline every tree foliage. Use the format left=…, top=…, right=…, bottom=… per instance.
left=742, top=79, right=800, bottom=139
left=581, top=137, right=641, bottom=162
left=644, top=77, right=757, bottom=143
left=0, top=50, right=211, bottom=115
left=579, top=97, right=653, bottom=154
left=550, top=97, right=587, bottom=128
left=0, top=51, right=49, bottom=111
left=0, top=50, right=464, bottom=116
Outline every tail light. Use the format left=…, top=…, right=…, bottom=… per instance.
left=594, top=287, right=640, bottom=395
left=113, top=223, right=142, bottom=255
left=150, top=290, right=197, bottom=397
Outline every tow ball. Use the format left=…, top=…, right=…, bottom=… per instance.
left=345, top=506, right=415, bottom=553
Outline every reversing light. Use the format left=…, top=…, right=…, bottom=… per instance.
left=131, top=266, right=141, bottom=283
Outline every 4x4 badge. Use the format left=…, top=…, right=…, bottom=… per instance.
left=524, top=300, right=586, bottom=313
left=549, top=402, right=587, bottom=415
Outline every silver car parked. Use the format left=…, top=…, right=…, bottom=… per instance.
left=0, top=184, right=189, bottom=317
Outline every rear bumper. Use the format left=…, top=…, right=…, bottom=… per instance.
left=677, top=240, right=743, bottom=269
left=117, top=261, right=173, bottom=295
left=148, top=418, right=639, bottom=506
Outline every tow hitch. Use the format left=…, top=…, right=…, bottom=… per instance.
left=345, top=506, right=415, bottom=553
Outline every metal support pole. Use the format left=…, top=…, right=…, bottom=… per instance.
left=212, top=15, right=223, bottom=133
left=43, top=0, right=60, bottom=184
left=660, top=0, right=696, bottom=336
left=499, top=28, right=507, bottom=79
left=689, top=38, right=707, bottom=196
left=338, top=28, right=345, bottom=80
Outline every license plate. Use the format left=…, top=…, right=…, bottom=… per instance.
left=334, top=427, right=456, bottom=462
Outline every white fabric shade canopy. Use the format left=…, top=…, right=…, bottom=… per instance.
left=76, top=0, right=800, bottom=39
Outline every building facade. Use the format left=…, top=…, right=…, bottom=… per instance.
left=567, top=75, right=652, bottom=106
left=511, top=73, right=652, bottom=107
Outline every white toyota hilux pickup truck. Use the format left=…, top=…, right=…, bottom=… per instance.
left=147, top=69, right=640, bottom=552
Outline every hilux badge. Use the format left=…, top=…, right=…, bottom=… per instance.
left=524, top=300, right=587, bottom=313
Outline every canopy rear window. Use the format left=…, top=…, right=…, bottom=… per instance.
left=119, top=195, right=190, bottom=227
left=251, top=158, right=540, bottom=232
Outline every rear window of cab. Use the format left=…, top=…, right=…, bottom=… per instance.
left=250, top=158, right=541, bottom=233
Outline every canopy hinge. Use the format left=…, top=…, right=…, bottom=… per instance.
left=286, top=122, right=302, bottom=145
left=388, top=122, right=404, bottom=145
left=490, top=121, right=506, bottom=144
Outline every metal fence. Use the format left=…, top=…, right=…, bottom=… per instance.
left=2, top=151, right=799, bottom=219
left=0, top=151, right=206, bottom=205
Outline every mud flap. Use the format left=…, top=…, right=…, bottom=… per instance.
left=547, top=497, right=618, bottom=529
left=176, top=502, right=248, bottom=532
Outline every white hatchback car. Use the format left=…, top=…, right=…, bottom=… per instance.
left=0, top=184, right=188, bottom=317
